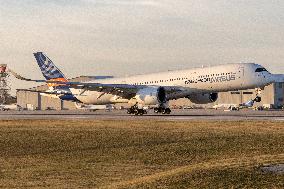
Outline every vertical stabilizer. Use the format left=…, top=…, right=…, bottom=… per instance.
left=33, top=52, right=68, bottom=87
left=33, top=52, right=67, bottom=81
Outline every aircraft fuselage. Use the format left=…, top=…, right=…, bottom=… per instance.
left=72, top=63, right=273, bottom=105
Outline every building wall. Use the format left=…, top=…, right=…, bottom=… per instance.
left=17, top=91, right=78, bottom=110
left=40, top=96, right=63, bottom=110
left=62, top=100, right=77, bottom=110
left=17, top=90, right=40, bottom=110
left=274, top=82, right=284, bottom=107
left=16, top=76, right=95, bottom=110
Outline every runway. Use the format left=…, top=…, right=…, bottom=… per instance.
left=0, top=109, right=284, bottom=121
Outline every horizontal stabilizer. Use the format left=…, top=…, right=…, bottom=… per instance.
left=9, top=69, right=66, bottom=83
left=16, top=89, right=73, bottom=95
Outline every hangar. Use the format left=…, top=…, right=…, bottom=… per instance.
left=17, top=76, right=97, bottom=110
left=16, top=77, right=284, bottom=110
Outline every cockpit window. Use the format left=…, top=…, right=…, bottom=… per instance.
left=255, top=68, right=268, bottom=72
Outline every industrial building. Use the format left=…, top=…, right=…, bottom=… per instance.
left=17, top=76, right=96, bottom=110
left=16, top=76, right=284, bottom=110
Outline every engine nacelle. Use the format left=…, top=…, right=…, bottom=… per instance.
left=187, top=93, right=218, bottom=104
left=135, top=87, right=167, bottom=105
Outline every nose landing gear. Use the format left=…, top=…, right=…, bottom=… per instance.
left=254, top=88, right=262, bottom=102
left=254, top=96, right=261, bottom=102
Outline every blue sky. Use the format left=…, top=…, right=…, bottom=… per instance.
left=1, top=0, right=284, bottom=92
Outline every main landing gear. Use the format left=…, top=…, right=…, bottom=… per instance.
left=153, top=107, right=171, bottom=114
left=127, top=104, right=147, bottom=116
left=127, top=103, right=172, bottom=115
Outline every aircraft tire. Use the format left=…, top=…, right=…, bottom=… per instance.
left=165, top=108, right=171, bottom=114
left=134, top=109, right=139, bottom=116
left=154, top=108, right=159, bottom=113
left=255, top=96, right=261, bottom=102
left=137, top=109, right=144, bottom=116
left=127, top=109, right=132, bottom=114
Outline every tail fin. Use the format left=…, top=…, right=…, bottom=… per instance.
left=33, top=52, right=68, bottom=87
left=34, top=52, right=67, bottom=81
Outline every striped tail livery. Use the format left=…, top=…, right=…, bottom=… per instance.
left=33, top=52, right=68, bottom=87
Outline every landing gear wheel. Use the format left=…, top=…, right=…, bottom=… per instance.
left=154, top=107, right=163, bottom=113
left=143, top=109, right=147, bottom=114
left=254, top=96, right=261, bottom=102
left=155, top=107, right=171, bottom=114
left=134, top=109, right=139, bottom=116
left=127, top=104, right=147, bottom=116
left=165, top=108, right=171, bottom=114
left=138, top=109, right=145, bottom=116
left=154, top=107, right=159, bottom=113
left=162, top=108, right=171, bottom=114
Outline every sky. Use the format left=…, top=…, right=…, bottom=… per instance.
left=1, top=0, right=284, bottom=93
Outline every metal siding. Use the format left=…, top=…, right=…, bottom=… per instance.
left=40, top=96, right=62, bottom=110
left=16, top=91, right=40, bottom=109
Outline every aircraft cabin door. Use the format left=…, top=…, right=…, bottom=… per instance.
left=238, top=66, right=245, bottom=86
left=238, top=66, right=244, bottom=77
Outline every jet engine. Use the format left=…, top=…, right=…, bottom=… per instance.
left=187, top=93, right=218, bottom=104
left=135, top=87, right=167, bottom=105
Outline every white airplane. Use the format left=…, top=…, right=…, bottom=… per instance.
left=10, top=52, right=284, bottom=115
left=213, top=97, right=258, bottom=110
left=0, top=104, right=21, bottom=111
left=74, top=103, right=113, bottom=111
left=212, top=104, right=239, bottom=110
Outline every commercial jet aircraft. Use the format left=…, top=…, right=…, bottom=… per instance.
left=10, top=52, right=284, bottom=115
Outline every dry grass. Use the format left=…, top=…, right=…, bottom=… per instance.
left=0, top=120, right=283, bottom=188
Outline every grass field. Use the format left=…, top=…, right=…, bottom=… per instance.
left=0, top=120, right=283, bottom=188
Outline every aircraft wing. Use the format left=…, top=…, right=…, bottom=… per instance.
left=10, top=70, right=185, bottom=99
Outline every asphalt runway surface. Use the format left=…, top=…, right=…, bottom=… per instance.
left=0, top=109, right=284, bottom=121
